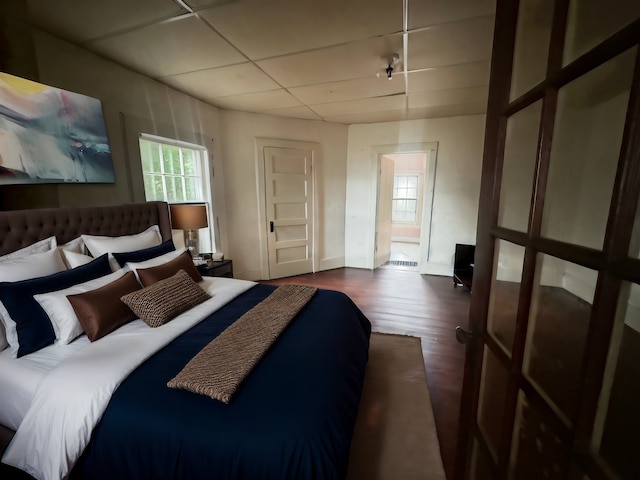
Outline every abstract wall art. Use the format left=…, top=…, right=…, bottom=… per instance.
left=0, top=73, right=115, bottom=184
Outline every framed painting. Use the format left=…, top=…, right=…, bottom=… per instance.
left=0, top=73, right=115, bottom=184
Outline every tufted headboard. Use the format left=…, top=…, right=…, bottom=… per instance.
left=0, top=201, right=172, bottom=256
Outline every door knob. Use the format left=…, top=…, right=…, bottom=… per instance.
left=455, top=326, right=476, bottom=344
left=270, top=221, right=274, bottom=233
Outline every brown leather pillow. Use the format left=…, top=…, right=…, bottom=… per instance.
left=136, top=251, right=202, bottom=287
left=67, top=271, right=141, bottom=342
left=121, top=270, right=211, bottom=328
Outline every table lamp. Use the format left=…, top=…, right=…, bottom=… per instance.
left=169, top=203, right=208, bottom=256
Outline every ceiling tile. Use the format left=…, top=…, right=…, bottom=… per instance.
left=408, top=15, right=494, bottom=70
left=408, top=86, right=488, bottom=108
left=323, top=109, right=408, bottom=125
left=162, top=63, right=280, bottom=100
left=86, top=16, right=246, bottom=77
left=27, top=0, right=187, bottom=42
left=408, top=0, right=496, bottom=29
left=310, top=95, right=406, bottom=118
left=199, top=0, right=403, bottom=60
left=408, top=62, right=490, bottom=92
left=262, top=106, right=324, bottom=121
left=290, top=74, right=406, bottom=105
left=186, top=0, right=234, bottom=9
left=406, top=102, right=487, bottom=119
left=258, top=34, right=404, bottom=87
left=212, top=89, right=302, bottom=112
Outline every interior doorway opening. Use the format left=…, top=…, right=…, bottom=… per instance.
left=374, top=147, right=437, bottom=273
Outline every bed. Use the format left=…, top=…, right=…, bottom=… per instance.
left=0, top=201, right=371, bottom=480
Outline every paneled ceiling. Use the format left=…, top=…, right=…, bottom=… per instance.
left=26, top=0, right=495, bottom=124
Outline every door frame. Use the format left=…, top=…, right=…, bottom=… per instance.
left=255, top=138, right=321, bottom=280
left=371, top=142, right=438, bottom=272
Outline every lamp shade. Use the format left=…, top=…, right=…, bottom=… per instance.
left=170, top=203, right=208, bottom=230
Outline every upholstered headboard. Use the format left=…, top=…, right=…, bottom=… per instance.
left=0, top=201, right=172, bottom=256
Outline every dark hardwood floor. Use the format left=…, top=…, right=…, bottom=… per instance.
left=262, top=266, right=470, bottom=480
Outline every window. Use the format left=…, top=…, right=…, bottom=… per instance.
left=392, top=174, right=419, bottom=223
left=139, top=134, right=213, bottom=252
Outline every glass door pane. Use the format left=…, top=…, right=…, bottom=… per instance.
left=524, top=255, right=596, bottom=424
left=591, top=282, right=640, bottom=479
left=498, top=101, right=543, bottom=232
left=509, top=391, right=569, bottom=479
left=487, top=240, right=526, bottom=354
left=510, top=0, right=554, bottom=100
left=563, top=0, right=640, bottom=64
left=477, top=348, right=510, bottom=459
left=541, top=48, right=636, bottom=249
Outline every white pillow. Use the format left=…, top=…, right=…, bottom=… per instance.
left=0, top=321, right=6, bottom=351
left=82, top=225, right=161, bottom=258
left=0, top=236, right=57, bottom=261
left=59, top=237, right=85, bottom=254
left=0, top=304, right=15, bottom=355
left=0, top=248, right=67, bottom=283
left=34, top=269, right=130, bottom=345
left=61, top=250, right=95, bottom=269
left=125, top=248, right=187, bottom=281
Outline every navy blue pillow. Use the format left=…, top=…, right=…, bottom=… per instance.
left=112, top=240, right=176, bottom=268
left=0, top=253, right=112, bottom=357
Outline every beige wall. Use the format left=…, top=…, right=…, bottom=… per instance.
left=4, top=26, right=487, bottom=282
left=345, top=115, right=485, bottom=275
left=219, top=110, right=348, bottom=280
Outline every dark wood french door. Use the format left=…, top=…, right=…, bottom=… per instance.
left=456, top=1, right=640, bottom=479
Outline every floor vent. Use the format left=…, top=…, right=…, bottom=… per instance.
left=386, top=260, right=418, bottom=267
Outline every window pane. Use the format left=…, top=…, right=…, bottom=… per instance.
left=162, top=145, right=176, bottom=174
left=140, top=140, right=154, bottom=173
left=149, top=174, right=164, bottom=201
left=183, top=150, right=196, bottom=175
left=408, top=176, right=418, bottom=188
left=185, top=177, right=198, bottom=201
left=143, top=174, right=156, bottom=201
left=168, top=175, right=180, bottom=202
left=173, top=176, right=185, bottom=202
left=150, top=144, right=161, bottom=172
left=541, top=48, right=635, bottom=250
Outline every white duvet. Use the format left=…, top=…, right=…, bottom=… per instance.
left=2, top=277, right=256, bottom=480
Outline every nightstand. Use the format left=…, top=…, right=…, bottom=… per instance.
left=197, top=259, right=233, bottom=278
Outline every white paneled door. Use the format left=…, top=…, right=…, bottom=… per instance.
left=264, top=146, right=314, bottom=279
left=374, top=156, right=394, bottom=268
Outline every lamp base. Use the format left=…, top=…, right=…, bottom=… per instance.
left=183, top=229, right=200, bottom=257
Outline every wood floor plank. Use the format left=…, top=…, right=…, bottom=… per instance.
left=261, top=267, right=470, bottom=480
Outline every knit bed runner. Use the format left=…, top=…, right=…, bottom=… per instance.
left=167, top=284, right=318, bottom=403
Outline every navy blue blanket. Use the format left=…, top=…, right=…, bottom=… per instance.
left=71, top=284, right=371, bottom=480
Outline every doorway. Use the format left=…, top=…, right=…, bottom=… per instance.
left=373, top=146, right=437, bottom=273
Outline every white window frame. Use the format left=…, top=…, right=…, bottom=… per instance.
left=392, top=172, right=423, bottom=225
left=138, top=133, right=214, bottom=253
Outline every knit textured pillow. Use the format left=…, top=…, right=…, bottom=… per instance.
left=121, top=270, right=211, bottom=328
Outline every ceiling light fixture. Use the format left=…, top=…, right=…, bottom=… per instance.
left=385, top=54, right=400, bottom=80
